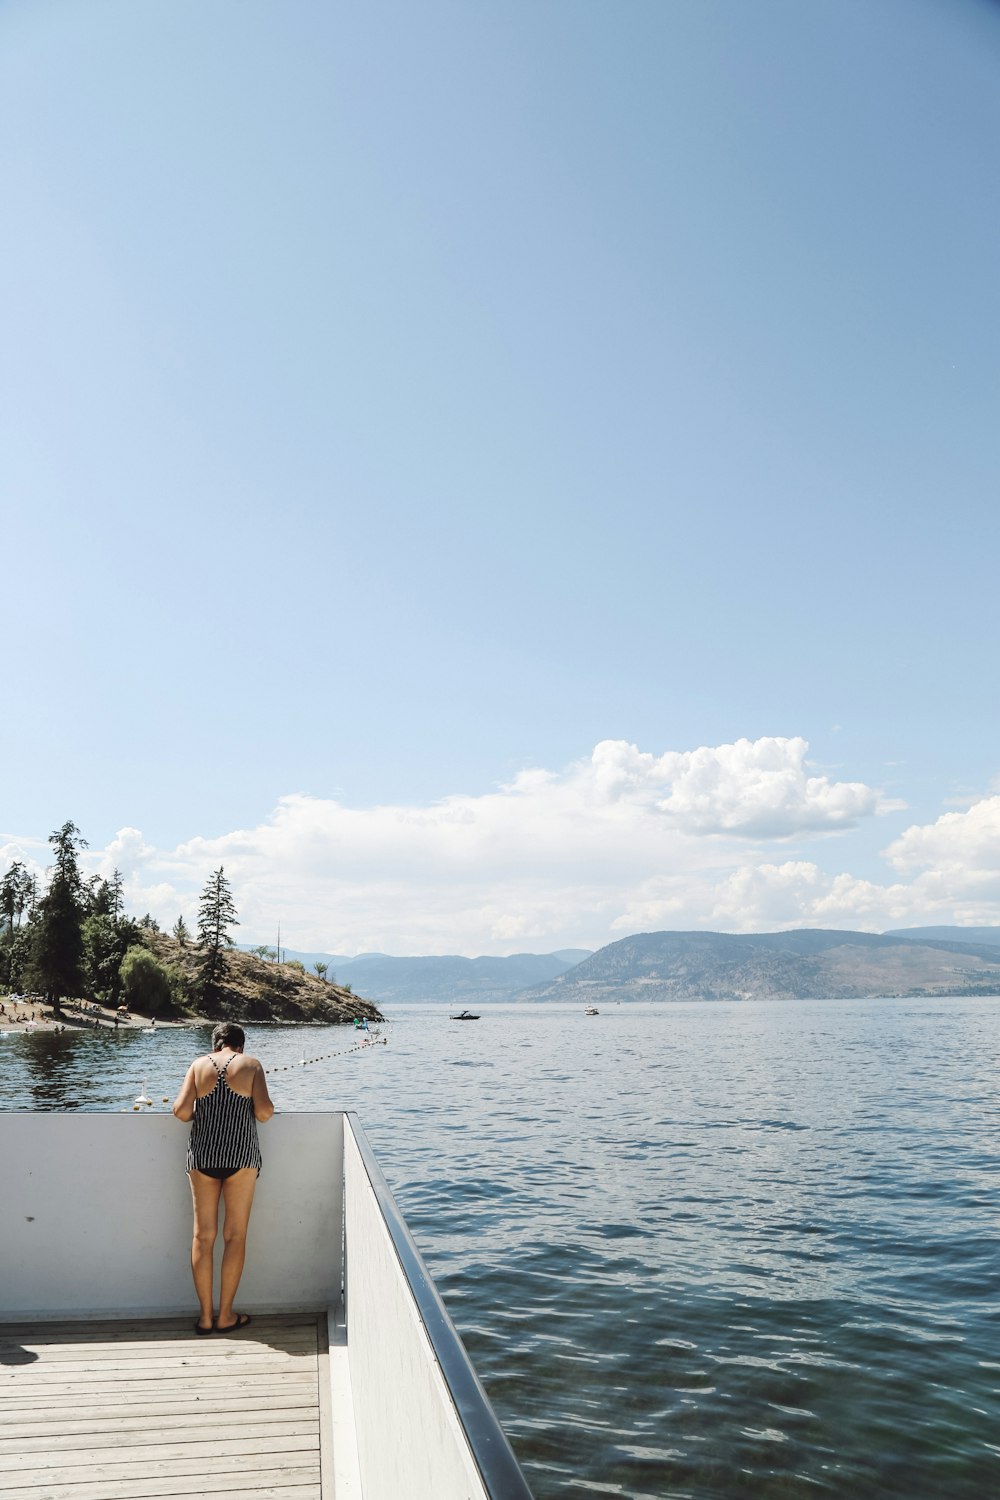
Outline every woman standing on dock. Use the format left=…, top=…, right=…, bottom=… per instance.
left=172, top=1022, right=274, bottom=1334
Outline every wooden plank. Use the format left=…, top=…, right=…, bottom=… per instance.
left=0, top=1407, right=319, bottom=1439
left=2, top=1362, right=318, bottom=1393
left=0, top=1449, right=320, bottom=1480
left=3, top=1344, right=316, bottom=1366
left=7, top=1321, right=319, bottom=1343
left=0, top=1431, right=320, bottom=1463
left=0, top=1386, right=316, bottom=1421
left=2, top=1320, right=320, bottom=1340
left=0, top=1318, right=321, bottom=1340
left=1, top=1350, right=316, bottom=1377
left=7, top=1344, right=320, bottom=1368
left=0, top=1373, right=318, bottom=1403
left=0, top=1446, right=320, bottom=1480
left=0, top=1426, right=319, bottom=1466
left=0, top=1309, right=340, bottom=1500
left=16, top=1467, right=321, bottom=1500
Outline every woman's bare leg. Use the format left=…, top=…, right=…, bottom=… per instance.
left=188, top=1171, right=223, bottom=1329
left=217, top=1168, right=258, bottom=1329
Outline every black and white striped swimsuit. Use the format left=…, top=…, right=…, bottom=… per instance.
left=186, top=1054, right=262, bottom=1178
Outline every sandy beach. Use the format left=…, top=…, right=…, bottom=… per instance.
left=0, top=996, right=193, bottom=1032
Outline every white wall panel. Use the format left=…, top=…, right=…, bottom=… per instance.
left=0, top=1112, right=344, bottom=1319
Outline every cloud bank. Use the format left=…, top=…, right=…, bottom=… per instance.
left=4, top=736, right=997, bottom=953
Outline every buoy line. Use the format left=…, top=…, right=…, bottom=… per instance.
left=128, top=1028, right=389, bottom=1108
left=264, top=1035, right=388, bottom=1073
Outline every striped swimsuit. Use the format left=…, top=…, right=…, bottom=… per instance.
left=186, top=1054, right=262, bottom=1178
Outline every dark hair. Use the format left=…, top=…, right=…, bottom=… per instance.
left=212, top=1022, right=246, bottom=1052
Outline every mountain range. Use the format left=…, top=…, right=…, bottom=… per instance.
left=240, top=928, right=1000, bottom=1006
left=527, top=928, right=1000, bottom=1003
left=238, top=946, right=592, bottom=1004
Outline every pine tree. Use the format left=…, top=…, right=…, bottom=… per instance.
left=1, top=861, right=33, bottom=935
left=0, top=861, right=33, bottom=987
left=28, top=822, right=88, bottom=1013
left=173, top=915, right=190, bottom=947
left=197, top=867, right=239, bottom=995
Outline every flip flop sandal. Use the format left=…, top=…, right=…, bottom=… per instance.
left=215, top=1313, right=252, bottom=1333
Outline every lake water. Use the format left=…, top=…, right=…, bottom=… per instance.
left=3, top=995, right=1000, bottom=1500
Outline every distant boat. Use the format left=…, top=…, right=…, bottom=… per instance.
left=584, top=1005, right=599, bottom=1015
left=450, top=1009, right=480, bottom=1021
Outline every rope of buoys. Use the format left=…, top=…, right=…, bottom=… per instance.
left=127, top=1028, right=388, bottom=1108
left=264, top=1034, right=388, bottom=1073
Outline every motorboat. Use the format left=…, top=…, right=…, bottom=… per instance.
left=1, top=1111, right=533, bottom=1499
left=449, top=1009, right=480, bottom=1020
left=584, top=1005, right=599, bottom=1015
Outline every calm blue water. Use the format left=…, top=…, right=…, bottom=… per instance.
left=3, top=996, right=1000, bottom=1499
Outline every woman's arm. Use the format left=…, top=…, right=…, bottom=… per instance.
left=172, top=1063, right=198, bottom=1122
left=252, top=1062, right=274, bottom=1123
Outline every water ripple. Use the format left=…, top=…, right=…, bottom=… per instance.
left=3, top=996, right=1000, bottom=1497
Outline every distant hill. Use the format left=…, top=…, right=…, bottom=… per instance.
left=525, top=929, right=1000, bottom=1003
left=884, top=926, right=1000, bottom=950
left=238, top=947, right=592, bottom=1004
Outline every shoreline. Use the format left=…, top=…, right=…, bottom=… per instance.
left=0, top=998, right=386, bottom=1032
left=0, top=998, right=193, bottom=1032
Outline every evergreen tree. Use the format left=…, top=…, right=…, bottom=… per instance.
left=89, top=868, right=125, bottom=920
left=173, top=915, right=190, bottom=946
left=1, top=861, right=33, bottom=935
left=197, top=867, right=239, bottom=995
left=107, top=868, right=124, bottom=920
left=0, top=861, right=33, bottom=986
left=28, top=822, right=88, bottom=1012
left=85, top=874, right=104, bottom=914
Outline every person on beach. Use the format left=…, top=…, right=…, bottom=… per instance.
left=172, top=1022, right=274, bottom=1334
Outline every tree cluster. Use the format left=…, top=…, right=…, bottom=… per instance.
left=0, top=824, right=241, bottom=1017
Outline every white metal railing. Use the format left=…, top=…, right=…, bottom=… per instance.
left=345, top=1113, right=533, bottom=1500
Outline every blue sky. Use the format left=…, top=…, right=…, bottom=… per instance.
left=3, top=1, right=999, bottom=952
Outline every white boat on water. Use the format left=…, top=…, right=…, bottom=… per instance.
left=0, top=1111, right=534, bottom=1500
left=584, top=1006, right=599, bottom=1016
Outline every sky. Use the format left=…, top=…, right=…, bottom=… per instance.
left=2, top=0, right=999, bottom=954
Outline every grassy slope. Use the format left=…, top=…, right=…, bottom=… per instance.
left=148, top=932, right=385, bottom=1023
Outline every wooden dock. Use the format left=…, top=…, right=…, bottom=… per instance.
left=0, top=1313, right=335, bottom=1500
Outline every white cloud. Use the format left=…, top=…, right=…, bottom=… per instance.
left=588, top=735, right=901, bottom=836
left=28, top=734, right=918, bottom=952
left=885, top=796, right=1000, bottom=877
left=15, top=737, right=999, bottom=952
